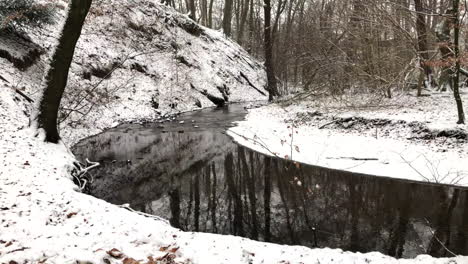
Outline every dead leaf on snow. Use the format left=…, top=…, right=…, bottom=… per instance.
left=67, top=212, right=78, bottom=218
left=123, top=257, right=140, bottom=264
left=168, top=247, right=179, bottom=253
left=107, top=248, right=124, bottom=259
left=159, top=246, right=169, bottom=251
left=156, top=253, right=177, bottom=262
left=146, top=256, right=157, bottom=264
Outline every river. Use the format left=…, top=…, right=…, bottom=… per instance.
left=72, top=104, right=468, bottom=258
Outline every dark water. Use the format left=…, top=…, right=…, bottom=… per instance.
left=72, top=104, right=468, bottom=259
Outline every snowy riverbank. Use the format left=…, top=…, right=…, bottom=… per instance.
left=2, top=89, right=468, bottom=263
left=229, top=92, right=468, bottom=187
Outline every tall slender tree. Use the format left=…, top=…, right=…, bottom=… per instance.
left=263, top=0, right=279, bottom=100
left=32, top=0, right=92, bottom=143
left=452, top=0, right=465, bottom=124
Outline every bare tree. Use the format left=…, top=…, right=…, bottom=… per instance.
left=32, top=0, right=92, bottom=143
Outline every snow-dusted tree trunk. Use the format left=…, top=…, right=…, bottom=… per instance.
left=452, top=0, right=465, bottom=124
left=33, top=0, right=92, bottom=143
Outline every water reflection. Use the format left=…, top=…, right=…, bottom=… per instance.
left=73, top=106, right=468, bottom=259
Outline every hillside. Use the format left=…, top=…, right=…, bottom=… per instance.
left=0, top=0, right=267, bottom=144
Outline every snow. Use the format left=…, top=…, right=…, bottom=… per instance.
left=1, top=0, right=468, bottom=263
left=3, top=92, right=466, bottom=264
left=228, top=92, right=468, bottom=187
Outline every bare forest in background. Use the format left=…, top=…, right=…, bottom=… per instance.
left=164, top=0, right=466, bottom=121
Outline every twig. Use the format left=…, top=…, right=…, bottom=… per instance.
left=119, top=203, right=169, bottom=224
left=228, top=130, right=280, bottom=158
left=399, top=153, right=432, bottom=182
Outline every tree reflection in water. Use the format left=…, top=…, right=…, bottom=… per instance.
left=73, top=106, right=468, bottom=259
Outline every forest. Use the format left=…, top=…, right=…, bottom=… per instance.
left=0, top=0, right=468, bottom=263
left=168, top=0, right=466, bottom=122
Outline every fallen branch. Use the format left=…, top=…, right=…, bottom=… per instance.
left=14, top=88, right=34, bottom=103
left=1, top=74, right=35, bottom=103
left=240, top=71, right=267, bottom=96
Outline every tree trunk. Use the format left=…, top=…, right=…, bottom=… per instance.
left=247, top=0, right=254, bottom=51
left=200, top=0, right=207, bottom=25
left=414, top=0, right=434, bottom=91
left=188, top=0, right=197, bottom=21
left=436, top=8, right=455, bottom=92
left=237, top=0, right=249, bottom=45
left=33, top=0, right=92, bottom=143
left=264, top=0, right=279, bottom=101
left=208, top=0, right=215, bottom=27
left=223, top=0, right=234, bottom=36
left=452, top=0, right=465, bottom=124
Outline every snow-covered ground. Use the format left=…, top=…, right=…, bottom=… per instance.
left=1, top=0, right=468, bottom=263
left=1, top=87, right=467, bottom=264
left=229, top=92, right=468, bottom=187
